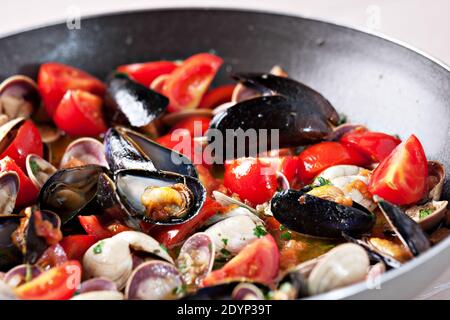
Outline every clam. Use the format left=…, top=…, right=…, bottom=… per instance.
left=271, top=270, right=308, bottom=300
left=232, top=283, right=265, bottom=300
left=125, top=260, right=184, bottom=300
left=26, top=154, right=57, bottom=189
left=71, top=291, right=124, bottom=300
left=0, top=280, right=17, bottom=300
left=176, top=232, right=215, bottom=287
left=78, top=277, right=118, bottom=294
left=271, top=189, right=375, bottom=238
left=0, top=171, right=19, bottom=214
left=105, top=73, right=168, bottom=128
left=0, top=214, right=23, bottom=271
left=427, top=161, right=445, bottom=201
left=308, top=243, right=370, bottom=295
left=60, top=137, right=108, bottom=169
left=204, top=205, right=263, bottom=227
left=4, top=264, right=41, bottom=288
left=0, top=75, right=40, bottom=121
left=36, top=124, right=61, bottom=144
left=405, top=200, right=448, bottom=231
left=115, top=169, right=205, bottom=225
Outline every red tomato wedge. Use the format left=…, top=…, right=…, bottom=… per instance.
left=151, top=197, right=225, bottom=248
left=0, top=156, right=38, bottom=208
left=224, top=157, right=278, bottom=206
left=53, top=90, right=107, bottom=137
left=0, top=119, right=43, bottom=171
left=170, top=116, right=211, bottom=137
left=368, top=134, right=428, bottom=205
left=117, top=61, right=178, bottom=87
left=78, top=215, right=130, bottom=240
left=259, top=155, right=299, bottom=185
left=60, top=235, right=98, bottom=260
left=199, top=84, right=235, bottom=109
left=297, top=141, right=369, bottom=183
left=38, top=62, right=106, bottom=117
left=202, top=234, right=279, bottom=287
left=163, top=53, right=223, bottom=112
left=14, top=260, right=81, bottom=300
left=341, top=129, right=401, bottom=162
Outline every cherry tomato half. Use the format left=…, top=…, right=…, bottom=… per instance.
left=259, top=155, right=299, bottom=185
left=199, top=84, right=235, bottom=109
left=38, top=62, right=106, bottom=117
left=117, top=61, right=178, bottom=87
left=297, top=141, right=369, bottom=183
left=0, top=119, right=43, bottom=171
left=224, top=157, right=278, bottom=206
left=60, top=235, right=98, bottom=261
left=368, top=135, right=428, bottom=205
left=340, top=128, right=401, bottom=163
left=14, top=260, right=81, bottom=300
left=0, top=156, right=38, bottom=208
left=202, top=234, right=279, bottom=287
left=163, top=53, right=223, bottom=112
left=53, top=90, right=107, bottom=137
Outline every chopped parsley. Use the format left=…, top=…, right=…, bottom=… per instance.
left=93, top=241, right=105, bottom=254
left=29, top=159, right=40, bottom=175
left=159, top=243, right=169, bottom=254
left=419, top=208, right=433, bottom=219
left=338, top=113, right=347, bottom=125
left=280, top=232, right=292, bottom=241
left=316, top=177, right=331, bottom=187
left=253, top=225, right=268, bottom=238
left=172, top=284, right=187, bottom=295
left=279, top=225, right=286, bottom=231
left=220, top=248, right=231, bottom=257
left=221, top=238, right=228, bottom=246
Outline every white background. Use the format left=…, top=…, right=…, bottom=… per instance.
left=1, top=0, right=449, bottom=299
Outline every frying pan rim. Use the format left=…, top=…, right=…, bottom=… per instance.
left=1, top=6, right=449, bottom=300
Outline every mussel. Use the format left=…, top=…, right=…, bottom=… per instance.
left=105, top=73, right=168, bottom=128
left=271, top=189, right=375, bottom=238
left=0, top=215, right=22, bottom=271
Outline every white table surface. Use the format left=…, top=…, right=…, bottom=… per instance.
left=1, top=0, right=449, bottom=299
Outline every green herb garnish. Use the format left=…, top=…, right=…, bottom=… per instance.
left=221, top=238, right=228, bottom=246
left=253, top=225, right=268, bottom=238
left=220, top=248, right=231, bottom=256
left=419, top=208, right=433, bottom=219
left=280, top=232, right=292, bottom=241
left=279, top=225, right=286, bottom=231
left=159, top=243, right=169, bottom=253
left=93, top=241, right=105, bottom=254
left=316, top=177, right=331, bottom=186
left=29, top=159, right=40, bottom=175
left=172, top=284, right=187, bottom=295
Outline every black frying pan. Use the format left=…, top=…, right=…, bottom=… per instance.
left=0, top=8, right=449, bottom=299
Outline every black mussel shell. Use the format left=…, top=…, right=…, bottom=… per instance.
left=115, top=169, right=206, bottom=225
left=0, top=214, right=22, bottom=271
left=208, top=95, right=333, bottom=159
left=38, top=165, right=108, bottom=224
left=105, top=73, right=168, bottom=128
left=271, top=190, right=375, bottom=238
left=231, top=73, right=339, bottom=125
left=378, top=200, right=430, bottom=256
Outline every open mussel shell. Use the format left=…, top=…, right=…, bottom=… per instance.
left=271, top=270, right=309, bottom=300
left=271, top=190, right=375, bottom=238
left=0, top=214, right=23, bottom=271
left=378, top=201, right=430, bottom=256
left=0, top=171, right=19, bottom=214
left=26, top=154, right=57, bottom=189
left=38, top=165, right=108, bottom=224
left=60, top=137, right=108, bottom=168
left=105, top=73, right=168, bottom=128
left=125, top=260, right=184, bottom=300
left=0, top=75, right=40, bottom=121
left=115, top=169, right=206, bottom=225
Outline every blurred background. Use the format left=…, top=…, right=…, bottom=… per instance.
left=1, top=0, right=449, bottom=299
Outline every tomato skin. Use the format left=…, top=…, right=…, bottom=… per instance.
left=163, top=53, right=223, bottom=112
left=202, top=234, right=279, bottom=287
left=14, top=260, right=81, bottom=300
left=341, top=129, right=401, bottom=162
left=151, top=197, right=224, bottom=248
left=199, top=84, right=235, bottom=109
left=260, top=155, right=299, bottom=184
left=0, top=156, right=38, bottom=208
left=368, top=135, right=428, bottom=205
left=0, top=120, right=43, bottom=171
left=53, top=90, right=107, bottom=137
left=60, top=235, right=98, bottom=260
left=224, top=158, right=278, bottom=206
left=78, top=215, right=130, bottom=240
left=170, top=116, right=211, bottom=137
left=38, top=62, right=106, bottom=117
left=117, top=61, right=178, bottom=87
left=297, top=142, right=369, bottom=183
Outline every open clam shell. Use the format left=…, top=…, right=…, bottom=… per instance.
left=26, top=154, right=57, bottom=189
left=0, top=75, right=40, bottom=121
left=60, top=137, right=108, bottom=169
left=427, top=161, right=445, bottom=201
left=4, top=264, right=41, bottom=288
left=405, top=200, right=448, bottom=231
left=0, top=171, right=19, bottom=214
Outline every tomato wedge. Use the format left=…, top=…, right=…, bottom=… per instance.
left=53, top=90, right=107, bottom=137
left=297, top=141, right=369, bottom=183
left=78, top=215, right=130, bottom=240
left=368, top=135, right=428, bottom=205
left=38, top=62, right=106, bottom=117
left=224, top=157, right=278, bottom=206
left=199, top=84, right=235, bottom=109
left=0, top=119, right=43, bottom=171
left=117, top=61, right=178, bottom=87
left=170, top=116, right=211, bottom=137
left=0, top=156, right=38, bottom=208
left=163, top=53, right=223, bottom=112
left=202, top=234, right=279, bottom=287
left=259, top=155, right=299, bottom=185
left=340, top=128, right=401, bottom=162
left=60, top=235, right=98, bottom=260
left=151, top=197, right=225, bottom=248
left=14, top=260, right=81, bottom=300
